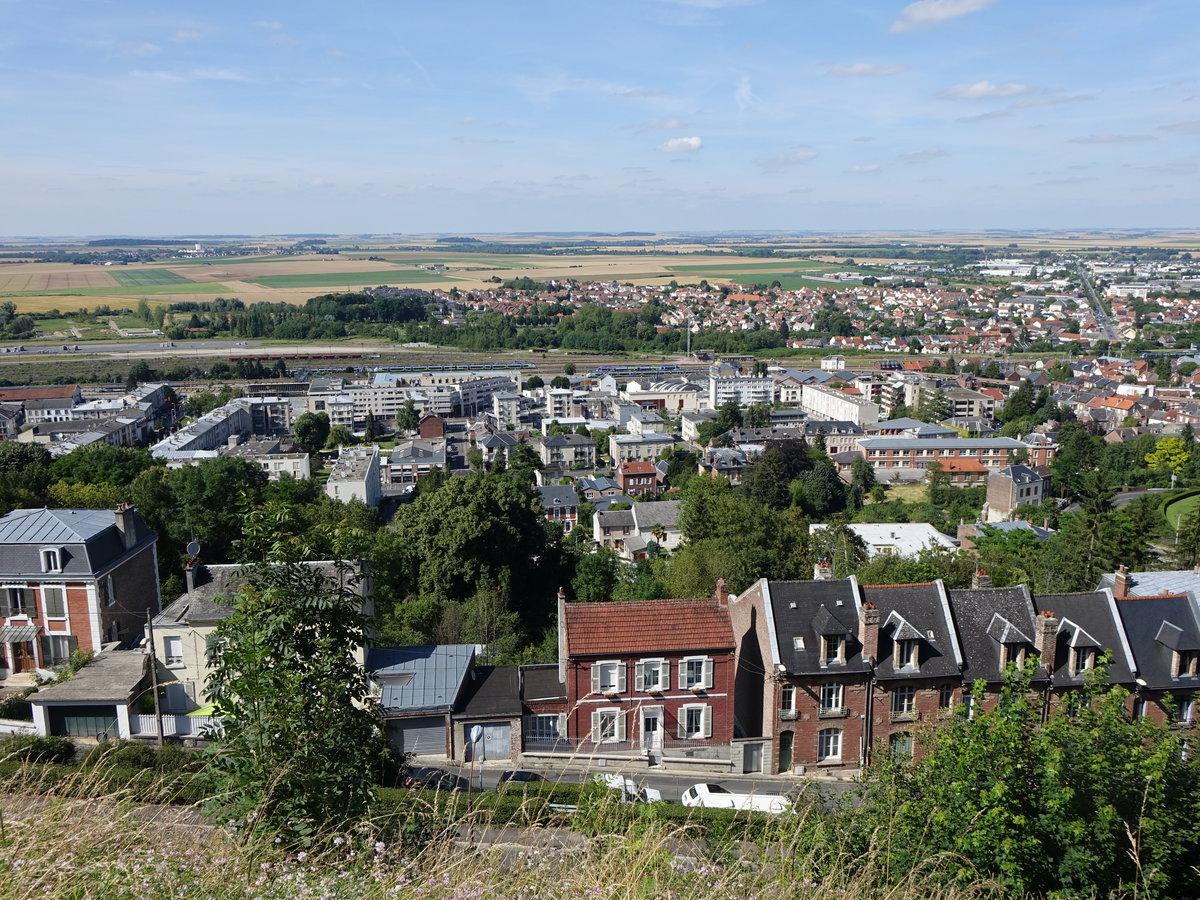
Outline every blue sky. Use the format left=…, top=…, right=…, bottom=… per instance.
left=2, top=0, right=1198, bottom=235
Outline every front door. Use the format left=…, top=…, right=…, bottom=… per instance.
left=12, top=641, right=34, bottom=673
left=641, top=708, right=662, bottom=752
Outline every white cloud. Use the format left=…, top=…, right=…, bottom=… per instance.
left=253, top=20, right=283, bottom=29
left=734, top=74, right=756, bottom=111
left=1011, top=94, right=1093, bottom=109
left=1068, top=134, right=1155, bottom=144
left=191, top=68, right=254, bottom=82
left=899, top=148, right=949, bottom=162
left=121, top=42, right=161, bottom=57
left=128, top=70, right=185, bottom=82
left=939, top=80, right=1034, bottom=100
left=169, top=30, right=204, bottom=42
left=890, top=0, right=995, bottom=33
left=847, top=164, right=881, bottom=173
left=827, top=62, right=910, bottom=77
left=657, top=136, right=703, bottom=153
left=763, top=147, right=818, bottom=169
left=1161, top=120, right=1200, bottom=134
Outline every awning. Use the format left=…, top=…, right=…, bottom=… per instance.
left=0, top=624, right=39, bottom=643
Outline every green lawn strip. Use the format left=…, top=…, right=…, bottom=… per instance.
left=1162, top=489, right=1200, bottom=530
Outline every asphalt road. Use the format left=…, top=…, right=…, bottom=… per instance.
left=430, top=760, right=856, bottom=804
left=1077, top=267, right=1117, bottom=342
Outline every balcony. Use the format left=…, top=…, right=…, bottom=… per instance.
left=818, top=706, right=849, bottom=719
left=778, top=709, right=797, bottom=721
left=889, top=709, right=918, bottom=723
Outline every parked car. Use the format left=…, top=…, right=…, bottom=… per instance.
left=498, top=770, right=545, bottom=785
left=404, top=766, right=468, bottom=791
left=595, top=773, right=663, bottom=803
left=680, top=783, right=791, bottom=814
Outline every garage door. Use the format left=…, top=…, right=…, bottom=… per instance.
left=49, top=705, right=119, bottom=738
left=388, top=716, right=446, bottom=755
left=468, top=721, right=511, bottom=760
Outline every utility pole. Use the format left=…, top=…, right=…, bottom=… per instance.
left=145, top=609, right=164, bottom=747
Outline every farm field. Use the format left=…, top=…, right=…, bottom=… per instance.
left=110, top=269, right=196, bottom=287
left=244, top=269, right=458, bottom=288
left=0, top=265, right=119, bottom=292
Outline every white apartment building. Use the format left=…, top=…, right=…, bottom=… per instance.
left=800, top=383, right=880, bottom=427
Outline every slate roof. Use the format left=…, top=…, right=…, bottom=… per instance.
left=0, top=507, right=154, bottom=579
left=994, top=464, right=1044, bottom=485
left=947, top=585, right=1043, bottom=683
left=456, top=664, right=521, bottom=718
left=1098, top=569, right=1200, bottom=598
left=1112, top=593, right=1200, bottom=690
left=30, top=650, right=148, bottom=703
left=538, top=485, right=579, bottom=510
left=858, top=436, right=1027, bottom=451
left=1037, top=591, right=1136, bottom=686
left=367, top=644, right=476, bottom=714
left=860, top=582, right=962, bottom=679
left=520, top=664, right=566, bottom=701
left=765, top=579, right=869, bottom=676
left=563, top=598, right=734, bottom=657
left=632, top=500, right=679, bottom=531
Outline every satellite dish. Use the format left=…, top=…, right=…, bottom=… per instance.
left=186, top=541, right=201, bottom=557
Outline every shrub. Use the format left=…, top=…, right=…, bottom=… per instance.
left=83, top=739, right=156, bottom=770
left=0, top=686, right=36, bottom=721
left=0, top=734, right=76, bottom=764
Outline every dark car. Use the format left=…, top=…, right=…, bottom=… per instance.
left=498, top=770, right=545, bottom=785
left=404, top=766, right=468, bottom=791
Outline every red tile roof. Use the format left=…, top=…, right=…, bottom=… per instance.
left=0, top=385, right=79, bottom=402
left=619, top=461, right=658, bottom=475
left=563, top=598, right=734, bottom=657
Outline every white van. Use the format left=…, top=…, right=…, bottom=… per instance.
left=680, top=782, right=792, bottom=814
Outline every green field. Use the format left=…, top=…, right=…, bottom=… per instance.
left=1163, top=490, right=1200, bottom=529
left=666, top=260, right=831, bottom=273
left=245, top=269, right=458, bottom=288
left=1, top=282, right=231, bottom=298
left=111, top=269, right=197, bottom=286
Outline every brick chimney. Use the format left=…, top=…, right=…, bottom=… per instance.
left=1113, top=565, right=1131, bottom=600
left=972, top=568, right=992, bottom=589
left=113, top=503, right=140, bottom=551
left=184, top=556, right=204, bottom=597
left=860, top=602, right=880, bottom=665
left=813, top=559, right=833, bottom=581
left=715, top=577, right=730, bottom=606
left=1034, top=610, right=1058, bottom=672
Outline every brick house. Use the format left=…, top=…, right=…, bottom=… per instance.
left=0, top=505, right=159, bottom=679
left=616, top=460, right=660, bottom=497
left=555, top=589, right=736, bottom=770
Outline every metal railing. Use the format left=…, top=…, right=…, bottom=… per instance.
left=818, top=706, right=849, bottom=718
left=889, top=709, right=917, bottom=722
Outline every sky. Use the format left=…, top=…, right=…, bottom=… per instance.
left=2, top=0, right=1199, bottom=235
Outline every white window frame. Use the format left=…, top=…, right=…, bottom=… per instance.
left=678, top=703, right=712, bottom=740
left=891, top=685, right=916, bottom=715
left=679, top=655, right=713, bottom=691
left=817, top=727, right=842, bottom=762
left=41, top=585, right=67, bottom=619
left=164, top=635, right=184, bottom=667
left=1180, top=696, right=1195, bottom=724
left=779, top=683, right=797, bottom=717
left=44, top=634, right=75, bottom=666
left=591, top=660, right=626, bottom=695
left=5, top=585, right=32, bottom=618
left=820, top=683, right=844, bottom=714
left=635, top=658, right=669, bottom=693
left=526, top=713, right=564, bottom=742
left=40, top=547, right=62, bottom=574
left=591, top=707, right=625, bottom=743
left=1072, top=646, right=1096, bottom=676
left=895, top=639, right=920, bottom=671
left=890, top=731, right=914, bottom=759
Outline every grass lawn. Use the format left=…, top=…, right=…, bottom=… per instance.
left=245, top=269, right=457, bottom=288
left=882, top=482, right=929, bottom=503
left=1163, top=490, right=1200, bottom=529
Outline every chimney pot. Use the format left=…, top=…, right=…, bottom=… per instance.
left=1034, top=610, right=1058, bottom=671
left=715, top=577, right=730, bottom=606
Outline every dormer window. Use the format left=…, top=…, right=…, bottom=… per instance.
left=895, top=639, right=920, bottom=671
left=1072, top=646, right=1096, bottom=676
left=1173, top=650, right=1200, bottom=679
left=40, top=548, right=62, bottom=573
left=1002, top=642, right=1026, bottom=669
left=821, top=634, right=845, bottom=666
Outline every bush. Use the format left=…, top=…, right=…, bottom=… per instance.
left=83, top=739, right=155, bottom=770
left=0, top=734, right=76, bottom=764
left=0, top=686, right=36, bottom=721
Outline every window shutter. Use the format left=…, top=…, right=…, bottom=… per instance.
left=702, top=705, right=713, bottom=739
left=615, top=711, right=626, bottom=741
left=591, top=710, right=601, bottom=742
left=591, top=663, right=601, bottom=694
left=703, top=658, right=714, bottom=690
left=616, top=664, right=627, bottom=693
left=678, top=660, right=687, bottom=691
left=66, top=636, right=78, bottom=655
left=43, top=587, right=65, bottom=618
left=658, top=660, right=670, bottom=691
left=0, top=590, right=9, bottom=618
left=39, top=635, right=51, bottom=663
left=677, top=710, right=687, bottom=739
left=557, top=713, right=567, bottom=740
left=634, top=662, right=645, bottom=692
